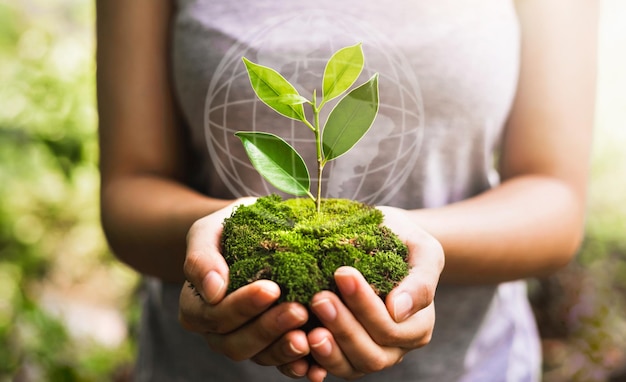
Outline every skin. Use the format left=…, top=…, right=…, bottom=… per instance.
left=96, top=0, right=597, bottom=380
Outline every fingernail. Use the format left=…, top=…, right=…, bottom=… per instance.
left=202, top=271, right=225, bottom=304
left=286, top=340, right=305, bottom=356
left=393, top=292, right=413, bottom=322
left=253, top=283, right=281, bottom=308
left=310, top=336, right=332, bottom=357
left=276, top=306, right=307, bottom=328
left=311, top=298, right=337, bottom=322
left=335, top=267, right=357, bottom=296
left=289, top=367, right=306, bottom=378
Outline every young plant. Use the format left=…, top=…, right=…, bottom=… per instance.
left=236, top=43, right=379, bottom=212
left=224, top=48, right=407, bottom=305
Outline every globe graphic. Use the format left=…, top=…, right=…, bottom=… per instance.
left=204, top=11, right=424, bottom=206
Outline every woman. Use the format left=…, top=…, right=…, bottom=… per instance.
left=96, top=0, right=597, bottom=380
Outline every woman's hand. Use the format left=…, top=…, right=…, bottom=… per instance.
left=179, top=198, right=312, bottom=370
left=302, top=206, right=445, bottom=381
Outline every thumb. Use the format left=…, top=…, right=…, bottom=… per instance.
left=183, top=197, right=257, bottom=304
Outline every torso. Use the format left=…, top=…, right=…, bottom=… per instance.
left=134, top=2, right=541, bottom=381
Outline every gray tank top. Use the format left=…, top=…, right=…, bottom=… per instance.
left=135, top=1, right=541, bottom=380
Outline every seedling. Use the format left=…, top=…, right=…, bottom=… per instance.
left=236, top=43, right=379, bottom=213
left=222, top=44, right=407, bottom=306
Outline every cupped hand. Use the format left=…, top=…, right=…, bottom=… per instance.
left=178, top=197, right=311, bottom=371
left=304, top=206, right=445, bottom=381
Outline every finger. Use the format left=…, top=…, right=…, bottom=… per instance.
left=377, top=206, right=444, bottom=321
left=183, top=197, right=257, bottom=304
left=333, top=266, right=390, bottom=335
left=307, top=327, right=362, bottom=379
left=179, top=279, right=281, bottom=334
left=276, top=358, right=310, bottom=379
left=335, top=267, right=436, bottom=349
left=251, top=328, right=309, bottom=367
left=184, top=217, right=229, bottom=304
left=306, top=364, right=328, bottom=382
left=309, top=291, right=404, bottom=376
left=386, top=227, right=443, bottom=322
left=203, top=302, right=308, bottom=362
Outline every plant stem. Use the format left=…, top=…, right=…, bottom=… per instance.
left=312, top=92, right=323, bottom=214
left=316, top=157, right=323, bottom=213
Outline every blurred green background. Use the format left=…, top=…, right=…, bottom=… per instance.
left=0, top=0, right=624, bottom=381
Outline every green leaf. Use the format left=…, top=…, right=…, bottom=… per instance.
left=322, top=43, right=364, bottom=103
left=242, top=57, right=306, bottom=122
left=277, top=94, right=310, bottom=105
left=322, top=73, right=379, bottom=162
left=235, top=131, right=312, bottom=197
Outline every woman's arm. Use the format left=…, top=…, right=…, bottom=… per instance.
left=96, top=0, right=233, bottom=282
left=97, top=1, right=312, bottom=371
left=300, top=2, right=598, bottom=377
left=409, top=0, right=599, bottom=284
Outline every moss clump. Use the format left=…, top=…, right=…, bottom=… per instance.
left=221, top=195, right=409, bottom=304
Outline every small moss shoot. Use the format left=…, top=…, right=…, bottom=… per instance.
left=221, top=195, right=409, bottom=305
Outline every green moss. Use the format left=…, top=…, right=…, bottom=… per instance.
left=221, top=195, right=409, bottom=304
left=272, top=252, right=327, bottom=303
